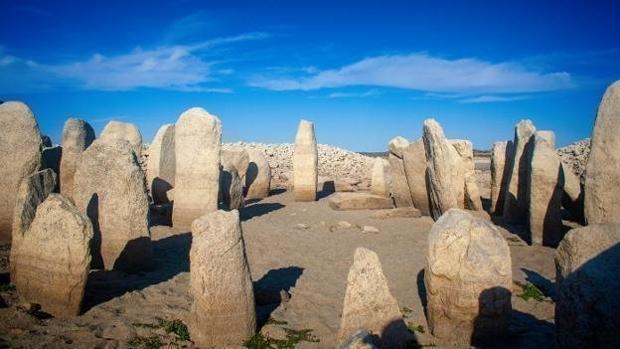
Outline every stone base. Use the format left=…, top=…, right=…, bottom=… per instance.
left=329, top=193, right=394, bottom=211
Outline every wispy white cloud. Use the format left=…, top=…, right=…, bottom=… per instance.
left=327, top=89, right=381, bottom=98
left=0, top=32, right=268, bottom=92
left=458, top=94, right=531, bottom=104
left=250, top=53, right=574, bottom=94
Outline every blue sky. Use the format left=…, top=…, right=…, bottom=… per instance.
left=1, top=1, right=619, bottom=151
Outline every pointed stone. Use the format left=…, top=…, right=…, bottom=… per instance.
left=73, top=139, right=152, bottom=272
left=100, top=120, right=143, bottom=158
left=585, top=80, right=620, bottom=224
left=425, top=209, right=512, bottom=344
left=188, top=210, right=256, bottom=348
left=0, top=101, right=42, bottom=242
left=451, top=139, right=483, bottom=211
left=528, top=131, right=563, bottom=246
left=402, top=139, right=431, bottom=216
left=490, top=141, right=514, bottom=216
left=172, top=108, right=222, bottom=228
left=388, top=137, right=414, bottom=207
left=503, top=120, right=536, bottom=224
left=423, top=119, right=464, bottom=220
left=293, top=119, right=318, bottom=201
left=245, top=149, right=271, bottom=199
left=60, top=118, right=96, bottom=199
left=336, top=247, right=410, bottom=349
left=371, top=158, right=390, bottom=197
left=10, top=169, right=57, bottom=282
left=13, top=194, right=93, bottom=319
left=146, top=124, right=175, bottom=204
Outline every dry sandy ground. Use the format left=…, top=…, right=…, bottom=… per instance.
left=0, top=169, right=558, bottom=349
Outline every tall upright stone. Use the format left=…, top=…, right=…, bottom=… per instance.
left=451, top=139, right=483, bottom=211
left=585, top=80, right=620, bottom=225
left=528, top=131, right=563, bottom=246
left=490, top=141, right=514, bottom=216
left=245, top=149, right=271, bottom=199
left=503, top=120, right=536, bottom=224
left=60, top=118, right=95, bottom=199
left=41, top=145, right=62, bottom=191
left=220, top=167, right=244, bottom=210
left=293, top=119, right=318, bottom=201
left=221, top=148, right=250, bottom=181
left=0, top=101, right=42, bottom=242
left=561, top=161, right=584, bottom=223
left=13, top=194, right=93, bottom=319
left=336, top=247, right=411, bottom=349
left=10, top=169, right=56, bottom=282
left=188, top=210, right=256, bottom=348
left=423, top=119, right=464, bottom=220
left=402, top=139, right=431, bottom=216
left=172, top=108, right=222, bottom=228
left=100, top=120, right=143, bottom=158
left=555, top=224, right=620, bottom=348
left=388, top=136, right=415, bottom=208
left=146, top=124, right=175, bottom=204
left=371, top=158, right=390, bottom=197
left=73, top=139, right=152, bottom=272
left=425, top=209, right=512, bottom=345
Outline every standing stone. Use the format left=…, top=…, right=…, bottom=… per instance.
left=371, top=158, right=390, bottom=197
left=146, top=124, right=175, bottom=204
left=585, top=80, right=620, bottom=225
left=100, top=120, right=143, bottom=158
left=336, top=247, right=411, bottom=349
left=42, top=145, right=62, bottom=191
left=528, top=131, right=563, bottom=246
left=490, top=141, right=514, bottom=216
left=221, top=149, right=250, bottom=180
left=451, top=140, right=483, bottom=211
left=10, top=169, right=57, bottom=282
left=73, top=139, right=152, bottom=272
left=293, top=119, right=318, bottom=201
left=402, top=139, right=431, bottom=216
left=220, top=167, right=244, bottom=210
left=188, top=210, right=256, bottom=348
left=503, top=120, right=536, bottom=224
left=555, top=224, right=620, bottom=348
left=173, top=108, right=222, bottom=228
left=13, top=194, right=93, bottom=319
left=388, top=137, right=415, bottom=208
left=245, top=149, right=271, bottom=199
left=60, top=118, right=95, bottom=199
left=425, top=209, right=512, bottom=344
left=0, top=101, right=42, bottom=242
left=561, top=161, right=584, bottom=223
left=423, top=119, right=464, bottom=220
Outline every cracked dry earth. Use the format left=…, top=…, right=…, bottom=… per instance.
left=1, top=189, right=557, bottom=348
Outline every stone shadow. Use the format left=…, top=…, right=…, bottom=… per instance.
left=82, top=232, right=191, bottom=313
left=416, top=268, right=428, bottom=321
left=317, top=180, right=335, bottom=200
left=240, top=203, right=285, bottom=221
left=521, top=268, right=556, bottom=301
left=253, top=266, right=304, bottom=327
left=244, top=161, right=259, bottom=196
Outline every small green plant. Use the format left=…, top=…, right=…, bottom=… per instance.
left=0, top=284, right=15, bottom=292
left=244, top=328, right=319, bottom=349
left=160, top=319, right=190, bottom=341
left=244, top=333, right=272, bottom=349
left=517, top=282, right=546, bottom=302
left=407, top=322, right=425, bottom=334
left=401, top=306, right=413, bottom=316
left=128, top=336, right=163, bottom=349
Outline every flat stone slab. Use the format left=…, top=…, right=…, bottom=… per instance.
left=329, top=192, right=393, bottom=211
left=371, top=207, right=422, bottom=219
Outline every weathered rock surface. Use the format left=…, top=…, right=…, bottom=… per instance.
left=371, top=207, right=422, bottom=219
left=329, top=193, right=394, bottom=211
left=451, top=140, right=483, bottom=211
left=425, top=209, right=512, bottom=344
left=557, top=139, right=590, bottom=182
left=100, top=120, right=143, bottom=158
left=172, top=108, right=222, bottom=228
left=402, top=139, right=431, bottom=216
left=73, top=139, right=152, bottom=272
left=336, top=247, right=411, bottom=349
left=0, top=101, right=42, bottom=242
left=555, top=224, right=620, bottom=349
left=221, top=148, right=250, bottom=180
left=371, top=158, right=390, bottom=197
left=60, top=118, right=95, bottom=199
left=41, top=145, right=62, bottom=190
left=13, top=194, right=93, bottom=319
left=423, top=119, right=464, bottom=220
left=188, top=210, right=256, bottom=348
left=245, top=149, right=271, bottom=199
left=146, top=124, right=175, bottom=204
left=293, top=120, right=318, bottom=201
left=490, top=141, right=513, bottom=216
left=503, top=120, right=536, bottom=224
left=337, top=329, right=379, bottom=349
left=528, top=131, right=563, bottom=246
left=561, top=161, right=584, bottom=223
left=388, top=137, right=414, bottom=208
left=220, top=167, right=244, bottom=210
left=585, top=80, right=620, bottom=225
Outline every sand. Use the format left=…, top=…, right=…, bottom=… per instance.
left=0, top=162, right=558, bottom=348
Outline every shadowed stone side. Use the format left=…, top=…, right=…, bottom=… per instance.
left=388, top=136, right=415, bottom=208
left=146, top=124, right=175, bottom=204
left=503, top=120, right=536, bottom=224
left=490, top=141, right=514, bottom=216
left=245, top=149, right=271, bottom=199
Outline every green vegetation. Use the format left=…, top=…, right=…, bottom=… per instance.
left=160, top=319, right=190, bottom=341
left=516, top=282, right=547, bottom=302
left=0, top=283, right=15, bottom=292
left=244, top=328, right=319, bottom=349
left=128, top=336, right=163, bottom=349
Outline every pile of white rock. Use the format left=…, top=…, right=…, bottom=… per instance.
left=557, top=138, right=590, bottom=181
